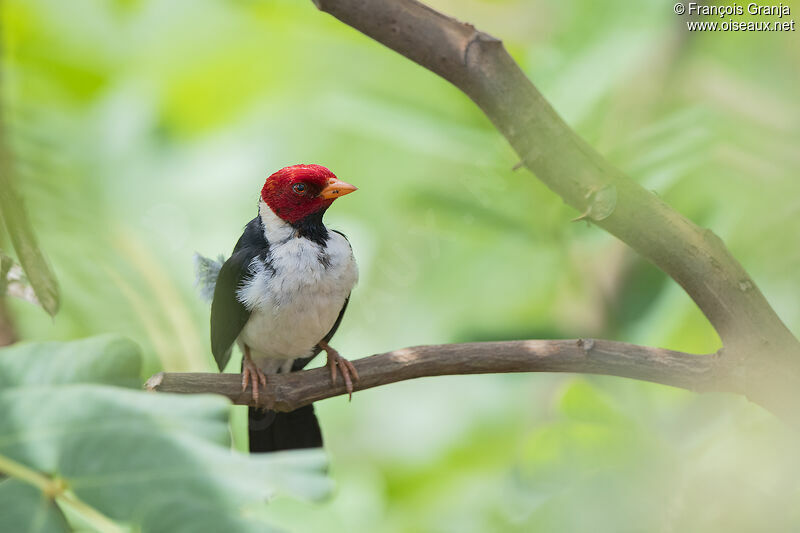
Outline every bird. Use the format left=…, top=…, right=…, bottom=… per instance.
left=195, top=164, right=359, bottom=452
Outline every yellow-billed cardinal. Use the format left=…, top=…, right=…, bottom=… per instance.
left=196, top=164, right=359, bottom=452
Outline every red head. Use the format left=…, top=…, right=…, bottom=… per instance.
left=261, top=164, right=357, bottom=224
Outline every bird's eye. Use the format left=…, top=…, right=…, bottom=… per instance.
left=292, top=183, right=307, bottom=195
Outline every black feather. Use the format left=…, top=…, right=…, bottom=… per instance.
left=210, top=217, right=270, bottom=371
left=290, top=209, right=329, bottom=245
left=248, top=405, right=323, bottom=452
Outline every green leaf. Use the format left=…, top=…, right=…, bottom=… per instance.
left=0, top=337, right=332, bottom=532
left=0, top=168, right=60, bottom=316
left=0, top=479, right=70, bottom=533
left=0, top=334, right=142, bottom=390
left=0, top=252, right=44, bottom=307
left=0, top=386, right=331, bottom=532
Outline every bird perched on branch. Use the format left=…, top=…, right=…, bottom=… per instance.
left=196, top=164, right=359, bottom=452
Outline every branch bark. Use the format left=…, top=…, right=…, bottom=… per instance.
left=312, top=0, right=793, bottom=352
left=306, top=0, right=800, bottom=421
left=148, top=0, right=800, bottom=423
left=146, top=340, right=723, bottom=411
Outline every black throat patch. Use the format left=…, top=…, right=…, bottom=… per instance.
left=291, top=209, right=329, bottom=246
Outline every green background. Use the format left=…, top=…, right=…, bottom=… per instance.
left=3, top=0, right=800, bottom=531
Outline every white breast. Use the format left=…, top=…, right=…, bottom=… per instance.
left=236, top=205, right=358, bottom=370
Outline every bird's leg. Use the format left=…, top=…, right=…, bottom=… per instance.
left=241, top=344, right=267, bottom=405
left=319, top=340, right=359, bottom=401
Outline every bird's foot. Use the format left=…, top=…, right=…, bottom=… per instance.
left=323, top=344, right=359, bottom=401
left=242, top=357, right=267, bottom=405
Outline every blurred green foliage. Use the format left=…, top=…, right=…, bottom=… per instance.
left=1, top=0, right=799, bottom=531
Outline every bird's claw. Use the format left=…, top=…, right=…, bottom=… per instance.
left=326, top=349, right=359, bottom=401
left=242, top=358, right=267, bottom=405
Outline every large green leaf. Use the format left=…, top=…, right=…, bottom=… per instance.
left=0, top=334, right=142, bottom=389
left=0, top=337, right=332, bottom=532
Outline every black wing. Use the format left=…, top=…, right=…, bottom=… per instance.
left=210, top=217, right=269, bottom=371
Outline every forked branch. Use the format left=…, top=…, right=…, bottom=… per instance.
left=307, top=0, right=800, bottom=420
left=148, top=0, right=800, bottom=422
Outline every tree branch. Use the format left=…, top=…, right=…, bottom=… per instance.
left=146, top=340, right=723, bottom=410
left=306, top=0, right=800, bottom=420
left=312, top=0, right=795, bottom=353
left=148, top=0, right=800, bottom=423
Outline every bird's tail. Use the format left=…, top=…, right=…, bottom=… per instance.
left=248, top=356, right=323, bottom=453
left=193, top=253, right=226, bottom=302
left=248, top=405, right=323, bottom=452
